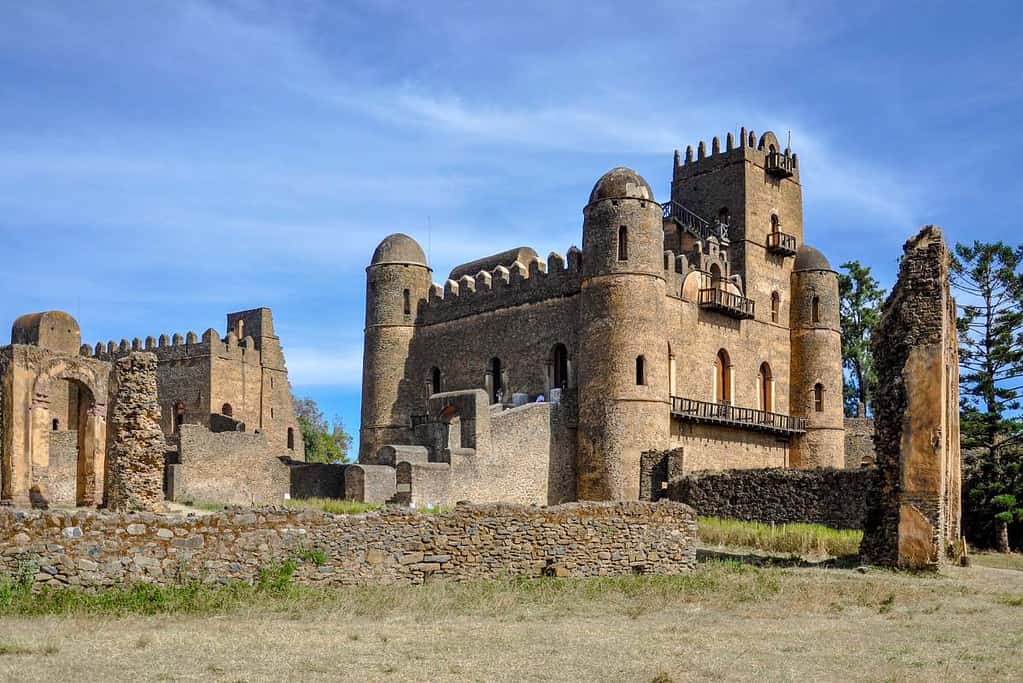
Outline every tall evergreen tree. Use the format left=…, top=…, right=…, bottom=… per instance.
left=838, top=261, right=885, bottom=416
left=951, top=241, right=1023, bottom=549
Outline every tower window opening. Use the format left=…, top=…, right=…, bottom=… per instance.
left=771, top=214, right=780, bottom=233
left=771, top=291, right=780, bottom=323
left=718, top=207, right=730, bottom=225
left=811, top=295, right=821, bottom=323
left=174, top=401, right=185, bottom=431
left=403, top=289, right=411, bottom=315
left=52, top=418, right=60, bottom=431
left=287, top=427, right=295, bottom=450
left=618, top=226, right=629, bottom=261
left=814, top=383, right=825, bottom=412
left=431, top=366, right=442, bottom=394
left=715, top=349, right=732, bottom=404
left=552, top=344, right=569, bottom=389
left=489, top=357, right=503, bottom=404
left=759, top=362, right=774, bottom=412
left=635, top=355, right=647, bottom=386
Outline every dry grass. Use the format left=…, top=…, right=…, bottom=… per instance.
left=697, top=517, right=863, bottom=557
left=971, top=551, right=1023, bottom=572
left=0, top=562, right=1021, bottom=681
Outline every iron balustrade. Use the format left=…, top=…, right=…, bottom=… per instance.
left=765, top=151, right=795, bottom=178
left=698, top=287, right=756, bottom=319
left=766, top=230, right=798, bottom=256
left=661, top=201, right=728, bottom=242
left=671, top=396, right=806, bottom=435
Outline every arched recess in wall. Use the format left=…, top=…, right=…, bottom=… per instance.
left=814, top=383, right=825, bottom=412
left=488, top=357, right=503, bottom=404
left=221, top=403, right=233, bottom=417
left=635, top=355, right=647, bottom=386
left=430, top=366, right=442, bottom=395
left=617, top=225, right=629, bottom=261
left=771, top=291, right=780, bottom=323
left=715, top=349, right=732, bottom=404
left=811, top=294, right=821, bottom=324
left=709, top=263, right=722, bottom=287
left=770, top=214, right=780, bottom=233
left=287, top=427, right=295, bottom=450
left=403, top=288, right=411, bottom=315
left=759, top=362, right=774, bottom=412
left=174, top=401, right=185, bottom=432
left=551, top=344, right=569, bottom=390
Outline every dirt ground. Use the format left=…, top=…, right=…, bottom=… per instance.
left=0, top=562, right=1021, bottom=683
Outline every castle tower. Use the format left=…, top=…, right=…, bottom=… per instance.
left=576, top=168, right=670, bottom=499
left=671, top=129, right=802, bottom=315
left=360, top=233, right=432, bottom=461
left=789, top=244, right=844, bottom=468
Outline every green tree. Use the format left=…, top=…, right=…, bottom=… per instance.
left=838, top=261, right=886, bottom=416
left=951, top=241, right=1023, bottom=549
left=293, top=396, right=352, bottom=464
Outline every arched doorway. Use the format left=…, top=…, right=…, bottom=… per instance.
left=715, top=349, right=732, bottom=404
left=551, top=344, right=569, bottom=390
left=758, top=362, right=774, bottom=412
left=488, top=357, right=503, bottom=404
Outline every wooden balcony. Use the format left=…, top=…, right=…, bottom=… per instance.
left=765, top=151, right=795, bottom=179
left=671, top=396, right=806, bottom=435
left=698, top=287, right=755, bottom=320
left=766, top=230, right=798, bottom=256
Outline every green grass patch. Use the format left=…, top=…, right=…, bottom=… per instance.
left=971, top=552, right=1023, bottom=572
left=183, top=501, right=226, bottom=512
left=284, top=498, right=381, bottom=515
left=698, top=516, right=862, bottom=557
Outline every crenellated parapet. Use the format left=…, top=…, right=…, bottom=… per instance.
left=673, top=128, right=799, bottom=182
left=418, top=248, right=583, bottom=325
left=81, top=328, right=262, bottom=363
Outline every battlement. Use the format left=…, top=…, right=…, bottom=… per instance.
left=80, top=328, right=261, bottom=363
left=673, top=128, right=799, bottom=180
left=417, top=248, right=583, bottom=325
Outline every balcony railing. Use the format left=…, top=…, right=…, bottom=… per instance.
left=671, top=396, right=806, bottom=435
left=410, top=414, right=430, bottom=428
left=765, top=151, right=795, bottom=178
left=766, top=230, right=798, bottom=256
left=698, top=287, right=755, bottom=320
left=662, top=201, right=728, bottom=242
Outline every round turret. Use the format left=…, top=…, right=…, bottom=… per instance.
left=789, top=243, right=844, bottom=468
left=361, top=233, right=432, bottom=461
left=576, top=167, right=669, bottom=500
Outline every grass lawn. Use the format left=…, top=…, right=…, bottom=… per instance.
left=0, top=560, right=1021, bottom=681
left=697, top=517, right=862, bottom=558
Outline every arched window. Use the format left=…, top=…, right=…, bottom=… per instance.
left=174, top=401, right=185, bottom=431
left=811, top=295, right=821, bottom=324
left=771, top=291, right=780, bottom=323
left=403, top=289, right=411, bottom=315
left=636, top=355, right=647, bottom=386
left=759, top=362, right=774, bottom=412
left=709, top=263, right=722, bottom=286
left=814, top=383, right=825, bottom=412
left=431, top=366, right=442, bottom=394
left=489, top=357, right=503, bottom=404
left=52, top=418, right=60, bottom=431
left=770, top=214, right=780, bottom=233
left=287, top=427, right=295, bottom=450
left=617, top=226, right=629, bottom=261
left=715, top=349, right=732, bottom=404
left=718, top=207, right=730, bottom=225
left=235, top=319, right=245, bottom=337
left=221, top=403, right=233, bottom=417
left=552, top=344, right=569, bottom=389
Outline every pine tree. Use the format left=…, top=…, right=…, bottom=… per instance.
left=838, top=261, right=885, bottom=416
left=952, top=241, right=1023, bottom=550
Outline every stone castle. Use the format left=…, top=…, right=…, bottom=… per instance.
left=359, top=129, right=844, bottom=504
left=0, top=307, right=304, bottom=508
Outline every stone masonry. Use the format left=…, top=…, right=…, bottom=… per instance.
left=0, top=501, right=698, bottom=589
left=860, top=226, right=962, bottom=569
left=104, top=353, right=166, bottom=512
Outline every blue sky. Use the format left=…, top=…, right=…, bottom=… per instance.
left=2, top=1, right=1021, bottom=449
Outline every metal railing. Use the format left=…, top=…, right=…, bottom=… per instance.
left=698, top=287, right=755, bottom=319
left=765, top=151, right=795, bottom=178
left=661, top=201, right=728, bottom=242
left=671, top=396, right=806, bottom=435
left=410, top=414, right=430, bottom=428
left=766, top=230, right=797, bottom=255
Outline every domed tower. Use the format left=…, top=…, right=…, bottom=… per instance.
left=789, top=244, right=845, bottom=468
left=576, top=168, right=670, bottom=500
left=360, top=233, right=432, bottom=461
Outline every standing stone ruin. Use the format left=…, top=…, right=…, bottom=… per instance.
left=860, top=226, right=963, bottom=569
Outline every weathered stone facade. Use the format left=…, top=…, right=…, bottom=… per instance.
left=104, top=353, right=165, bottom=511
left=860, top=226, right=962, bottom=569
left=0, top=501, right=698, bottom=588
left=844, top=415, right=876, bottom=468
left=361, top=128, right=845, bottom=505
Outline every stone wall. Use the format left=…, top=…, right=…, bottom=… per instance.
left=167, top=424, right=290, bottom=506
left=664, top=467, right=875, bottom=530
left=844, top=417, right=876, bottom=468
left=860, top=226, right=962, bottom=569
left=105, top=353, right=166, bottom=512
left=0, top=501, right=698, bottom=589
left=44, top=431, right=78, bottom=506
left=286, top=461, right=347, bottom=500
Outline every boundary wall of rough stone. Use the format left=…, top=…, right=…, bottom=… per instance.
left=0, top=501, right=698, bottom=588
left=666, top=467, right=875, bottom=529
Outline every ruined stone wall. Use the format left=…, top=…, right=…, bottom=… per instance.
left=287, top=461, right=347, bottom=500
left=168, top=424, right=290, bottom=506
left=669, top=422, right=789, bottom=471
left=860, top=226, right=962, bottom=569
left=665, top=467, right=875, bottom=529
left=104, top=353, right=166, bottom=512
left=844, top=417, right=876, bottom=468
left=44, top=431, right=78, bottom=505
left=0, top=502, right=698, bottom=588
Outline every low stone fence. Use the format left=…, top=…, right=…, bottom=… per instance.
left=0, top=501, right=698, bottom=589
left=667, top=468, right=876, bottom=530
